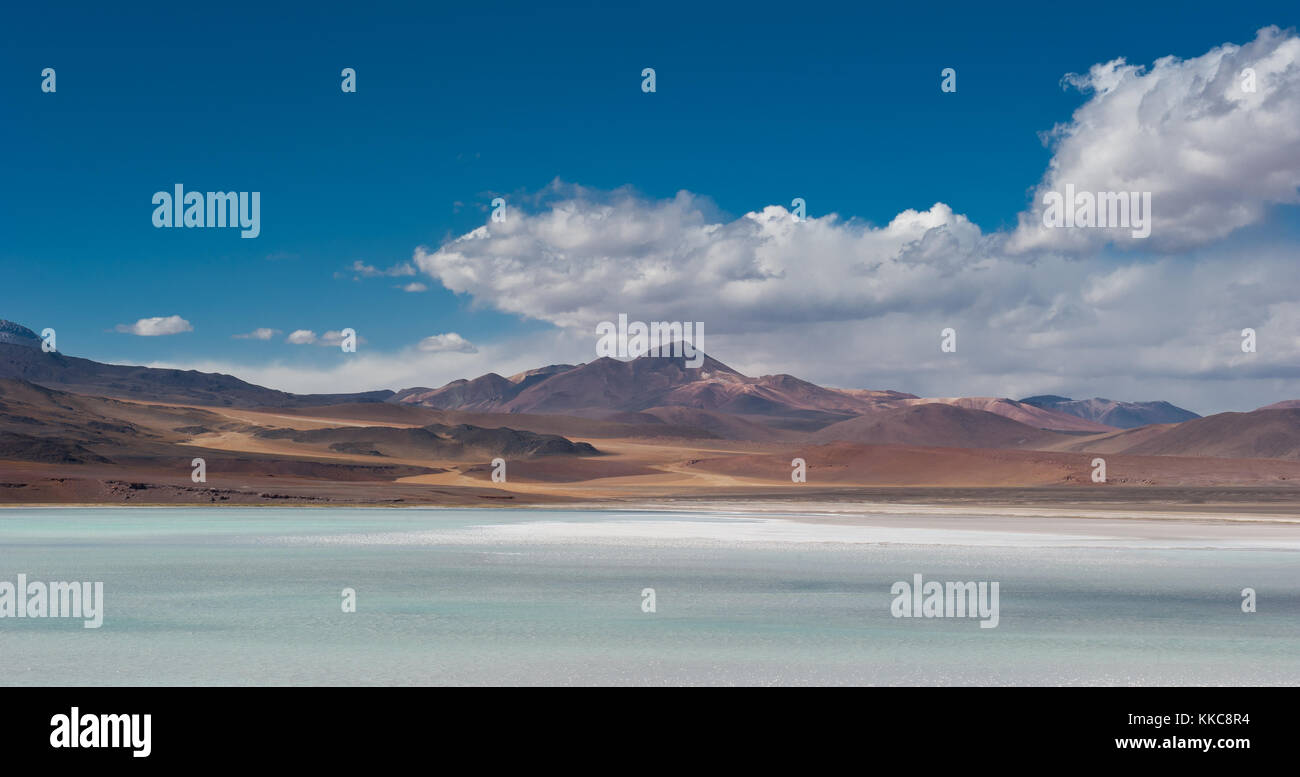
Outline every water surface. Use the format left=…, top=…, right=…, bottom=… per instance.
left=1, top=507, right=1296, bottom=685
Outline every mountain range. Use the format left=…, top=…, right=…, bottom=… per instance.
left=1019, top=395, right=1201, bottom=429
left=0, top=321, right=392, bottom=407
left=390, top=349, right=1202, bottom=438
left=3, top=316, right=1300, bottom=505
left=2, top=320, right=1215, bottom=435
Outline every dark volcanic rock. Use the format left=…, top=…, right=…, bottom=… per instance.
left=256, top=422, right=599, bottom=459
left=0, top=432, right=110, bottom=464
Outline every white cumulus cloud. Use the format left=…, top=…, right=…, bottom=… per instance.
left=1009, top=25, right=1300, bottom=253
left=416, top=332, right=478, bottom=353
left=233, top=327, right=280, bottom=340
left=114, top=315, right=193, bottom=336
left=344, top=260, right=416, bottom=278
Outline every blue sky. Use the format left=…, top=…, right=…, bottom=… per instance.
left=2, top=2, right=1298, bottom=412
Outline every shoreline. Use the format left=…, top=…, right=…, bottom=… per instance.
left=3, top=499, right=1298, bottom=549
left=3, top=489, right=1299, bottom=521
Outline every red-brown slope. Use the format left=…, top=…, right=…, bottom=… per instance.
left=905, top=396, right=1114, bottom=433
left=1117, top=408, right=1300, bottom=460
left=811, top=403, right=1069, bottom=449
